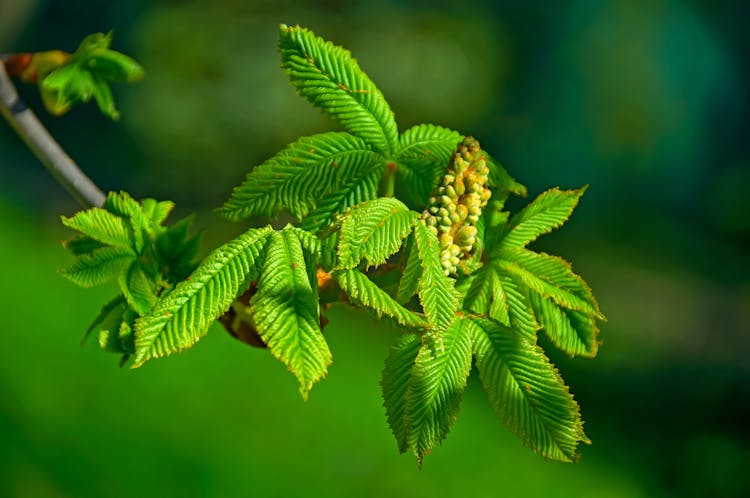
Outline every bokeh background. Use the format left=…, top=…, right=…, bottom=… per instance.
left=1, top=1, right=749, bottom=497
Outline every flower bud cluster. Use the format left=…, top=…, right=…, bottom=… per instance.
left=421, top=137, right=491, bottom=274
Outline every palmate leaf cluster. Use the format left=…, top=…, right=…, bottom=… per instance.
left=62, top=24, right=604, bottom=465
left=61, top=191, right=199, bottom=365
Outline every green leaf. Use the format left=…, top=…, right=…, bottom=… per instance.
left=469, top=318, right=588, bottom=462
left=60, top=246, right=134, bottom=287
left=529, top=293, right=599, bottom=358
left=155, top=215, right=200, bottom=281
left=463, top=264, right=500, bottom=319
left=279, top=24, right=398, bottom=155
left=501, top=248, right=601, bottom=315
left=413, top=222, right=459, bottom=331
left=495, top=259, right=597, bottom=316
left=395, top=235, right=420, bottom=304
left=463, top=265, right=538, bottom=340
left=250, top=228, right=331, bottom=399
left=381, top=333, right=422, bottom=452
left=75, top=33, right=145, bottom=83
left=486, top=155, right=527, bottom=196
left=397, top=124, right=462, bottom=160
left=133, top=226, right=272, bottom=367
left=334, top=269, right=427, bottom=329
left=498, top=187, right=586, bottom=250
left=91, top=76, right=118, bottom=119
left=140, top=198, right=176, bottom=232
left=336, top=198, right=417, bottom=269
left=218, top=132, right=377, bottom=221
left=119, top=261, right=157, bottom=316
left=395, top=124, right=462, bottom=208
left=501, top=275, right=539, bottom=341
left=499, top=248, right=601, bottom=357
left=40, top=31, right=144, bottom=119
left=300, top=162, right=384, bottom=233
left=103, top=191, right=149, bottom=253
left=382, top=319, right=474, bottom=465
left=62, top=208, right=133, bottom=251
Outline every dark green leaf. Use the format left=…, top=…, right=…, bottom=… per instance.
left=469, top=318, right=588, bottom=462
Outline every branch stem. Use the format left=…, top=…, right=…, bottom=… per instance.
left=381, top=161, right=397, bottom=197
left=0, top=59, right=105, bottom=208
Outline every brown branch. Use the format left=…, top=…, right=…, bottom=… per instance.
left=0, top=57, right=105, bottom=208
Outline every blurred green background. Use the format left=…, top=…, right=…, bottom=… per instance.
left=1, top=0, right=749, bottom=497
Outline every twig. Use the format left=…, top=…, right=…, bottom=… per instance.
left=0, top=59, right=105, bottom=208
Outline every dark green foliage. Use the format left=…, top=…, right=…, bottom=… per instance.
left=61, top=25, right=604, bottom=465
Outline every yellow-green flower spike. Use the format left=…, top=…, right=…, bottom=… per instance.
left=421, top=136, right=492, bottom=274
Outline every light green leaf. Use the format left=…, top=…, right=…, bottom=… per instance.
left=133, top=226, right=272, bottom=367
left=397, top=124, right=463, bottom=159
left=381, top=333, right=422, bottom=453
left=500, top=248, right=601, bottom=316
left=334, top=269, right=427, bottom=329
left=469, top=318, right=588, bottom=462
left=407, top=318, right=473, bottom=465
left=91, top=76, right=118, bottom=119
left=40, top=31, right=143, bottom=119
left=218, top=132, right=377, bottom=221
left=75, top=32, right=145, bottom=83
left=501, top=275, right=539, bottom=341
left=463, top=264, right=500, bottom=319
left=279, top=24, right=399, bottom=155
left=413, top=222, right=459, bottom=331
left=501, top=248, right=603, bottom=356
left=300, top=161, right=384, bottom=233
left=498, top=187, right=586, bottom=249
left=463, top=264, right=537, bottom=340
left=119, top=261, right=157, bottom=316
left=250, top=228, right=331, bottom=399
left=529, top=293, right=599, bottom=358
left=495, top=259, right=597, bottom=316
left=486, top=155, right=527, bottom=196
left=141, top=198, right=176, bottom=231
left=396, top=235, right=420, bottom=304
left=60, top=246, right=134, bottom=287
left=103, top=191, right=149, bottom=252
left=336, top=198, right=417, bottom=269
left=382, top=319, right=473, bottom=465
left=62, top=208, right=133, bottom=251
